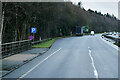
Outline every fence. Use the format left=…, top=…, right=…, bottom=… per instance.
left=0, top=40, right=32, bottom=58
left=0, top=38, right=51, bottom=59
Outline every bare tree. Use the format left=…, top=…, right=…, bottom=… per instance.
left=0, top=1, right=2, bottom=45
left=0, top=1, right=3, bottom=60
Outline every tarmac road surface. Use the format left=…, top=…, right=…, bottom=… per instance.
left=4, top=34, right=118, bottom=79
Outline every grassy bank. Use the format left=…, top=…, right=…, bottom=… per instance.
left=32, top=38, right=56, bottom=48
left=114, top=42, right=120, bottom=47
left=32, top=37, right=62, bottom=48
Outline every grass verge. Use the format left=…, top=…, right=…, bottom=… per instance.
left=32, top=37, right=62, bottom=48
left=114, top=42, right=120, bottom=47
left=32, top=38, right=56, bottom=48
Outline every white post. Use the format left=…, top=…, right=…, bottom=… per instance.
left=39, top=37, right=41, bottom=41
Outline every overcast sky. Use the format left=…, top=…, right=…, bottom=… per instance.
left=1, top=0, right=119, bottom=18
left=70, top=0, right=119, bottom=18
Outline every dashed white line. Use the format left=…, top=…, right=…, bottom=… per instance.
left=19, top=48, right=62, bottom=78
left=88, top=47, right=99, bottom=80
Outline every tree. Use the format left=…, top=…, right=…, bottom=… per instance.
left=2, top=2, right=118, bottom=43
left=78, top=1, right=82, bottom=8
left=0, top=2, right=4, bottom=44
left=0, top=1, right=2, bottom=58
left=88, top=9, right=94, bottom=13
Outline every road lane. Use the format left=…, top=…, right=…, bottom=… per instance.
left=19, top=36, right=95, bottom=78
left=4, top=34, right=118, bottom=78
left=88, top=35, right=118, bottom=78
left=88, top=47, right=98, bottom=79
left=19, top=48, right=62, bottom=78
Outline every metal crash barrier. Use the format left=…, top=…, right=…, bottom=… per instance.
left=102, top=34, right=120, bottom=47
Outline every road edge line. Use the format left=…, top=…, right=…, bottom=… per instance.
left=100, top=35, right=119, bottom=51
left=19, top=48, right=62, bottom=78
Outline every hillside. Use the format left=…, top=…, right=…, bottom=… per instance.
left=2, top=2, right=118, bottom=43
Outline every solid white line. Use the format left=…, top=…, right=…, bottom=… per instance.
left=88, top=47, right=99, bottom=79
left=19, top=48, right=62, bottom=78
left=100, top=35, right=118, bottom=51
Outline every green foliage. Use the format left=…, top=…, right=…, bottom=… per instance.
left=2, top=2, right=118, bottom=43
left=32, top=38, right=56, bottom=48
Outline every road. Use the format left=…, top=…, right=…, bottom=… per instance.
left=3, top=34, right=118, bottom=79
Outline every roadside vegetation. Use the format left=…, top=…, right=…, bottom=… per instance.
left=32, top=38, right=56, bottom=48
left=2, top=2, right=119, bottom=43
left=114, top=42, right=120, bottom=47
left=32, top=37, right=62, bottom=48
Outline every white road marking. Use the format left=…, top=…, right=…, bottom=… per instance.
left=19, top=48, right=62, bottom=78
left=100, top=35, right=119, bottom=51
left=88, top=47, right=99, bottom=80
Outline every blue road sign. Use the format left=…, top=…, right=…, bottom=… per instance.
left=31, top=28, right=36, bottom=33
left=29, top=35, right=34, bottom=40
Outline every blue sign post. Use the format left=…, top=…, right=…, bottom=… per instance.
left=31, top=28, right=37, bottom=41
left=31, top=28, right=36, bottom=33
